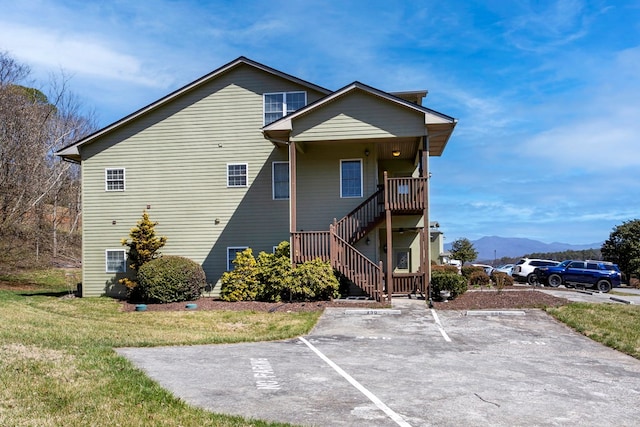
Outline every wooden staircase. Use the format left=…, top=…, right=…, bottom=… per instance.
left=291, top=175, right=429, bottom=302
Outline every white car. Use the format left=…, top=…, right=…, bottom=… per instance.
left=512, top=258, right=559, bottom=284
left=494, top=264, right=514, bottom=275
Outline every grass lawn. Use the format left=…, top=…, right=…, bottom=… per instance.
left=0, top=269, right=316, bottom=426
left=546, top=303, right=640, bottom=360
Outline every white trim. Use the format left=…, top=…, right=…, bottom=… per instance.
left=105, top=249, right=126, bottom=273
left=340, top=159, right=363, bottom=198
left=227, top=246, right=248, bottom=271
left=227, top=163, right=248, bottom=187
left=263, top=91, right=307, bottom=125
left=272, top=161, right=289, bottom=200
left=105, top=168, right=125, bottom=191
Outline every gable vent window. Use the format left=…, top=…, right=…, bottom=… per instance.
left=264, top=91, right=306, bottom=125
left=105, top=168, right=125, bottom=191
left=227, top=163, right=248, bottom=187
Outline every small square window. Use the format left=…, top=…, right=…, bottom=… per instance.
left=227, top=164, right=248, bottom=187
left=105, top=168, right=125, bottom=191
left=106, top=250, right=126, bottom=273
left=227, top=247, right=248, bottom=271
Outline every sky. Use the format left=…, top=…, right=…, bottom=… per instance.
left=2, top=0, right=639, bottom=246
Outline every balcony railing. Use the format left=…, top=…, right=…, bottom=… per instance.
left=385, top=176, right=427, bottom=213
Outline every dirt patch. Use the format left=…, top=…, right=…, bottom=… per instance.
left=120, top=299, right=387, bottom=313
left=0, top=280, right=40, bottom=291
left=120, top=288, right=569, bottom=312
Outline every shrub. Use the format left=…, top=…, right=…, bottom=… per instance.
left=119, top=210, right=167, bottom=299
left=255, top=242, right=293, bottom=302
left=492, top=271, right=514, bottom=289
left=431, top=271, right=468, bottom=300
left=432, top=264, right=460, bottom=274
left=220, top=248, right=262, bottom=302
left=290, top=259, right=340, bottom=301
left=469, top=271, right=491, bottom=288
left=461, top=266, right=484, bottom=280
left=137, top=256, right=205, bottom=303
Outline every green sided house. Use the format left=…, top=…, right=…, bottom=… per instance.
left=56, top=57, right=456, bottom=302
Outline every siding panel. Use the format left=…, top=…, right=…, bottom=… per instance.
left=81, top=65, right=324, bottom=296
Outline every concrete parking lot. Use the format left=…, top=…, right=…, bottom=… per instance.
left=118, top=298, right=640, bottom=426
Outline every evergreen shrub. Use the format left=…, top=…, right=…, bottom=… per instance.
left=431, top=270, right=468, bottom=300
left=137, top=256, right=205, bottom=303
left=461, top=265, right=484, bottom=280
left=491, top=271, right=514, bottom=288
left=219, top=248, right=262, bottom=302
left=219, top=242, right=340, bottom=302
left=469, top=270, right=491, bottom=287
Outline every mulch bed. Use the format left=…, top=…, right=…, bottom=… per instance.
left=120, top=288, right=570, bottom=312
left=432, top=289, right=569, bottom=310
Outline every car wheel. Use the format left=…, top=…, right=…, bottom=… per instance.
left=597, top=280, right=612, bottom=293
left=527, top=273, right=539, bottom=286
left=548, top=274, right=562, bottom=288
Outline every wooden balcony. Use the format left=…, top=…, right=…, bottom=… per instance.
left=385, top=176, right=427, bottom=214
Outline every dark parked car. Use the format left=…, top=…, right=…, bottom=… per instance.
left=532, top=260, right=621, bottom=293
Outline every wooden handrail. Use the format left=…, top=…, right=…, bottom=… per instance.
left=330, top=224, right=383, bottom=302
left=334, top=187, right=385, bottom=244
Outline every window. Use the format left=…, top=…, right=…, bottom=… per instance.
left=272, top=162, right=289, bottom=200
left=340, top=159, right=362, bottom=198
left=227, top=163, right=248, bottom=187
left=105, top=250, right=126, bottom=273
left=105, top=168, right=125, bottom=191
left=264, top=91, right=306, bottom=125
left=396, top=249, right=410, bottom=271
left=227, top=246, right=248, bottom=271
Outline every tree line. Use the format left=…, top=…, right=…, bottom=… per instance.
left=0, top=51, right=95, bottom=268
left=450, top=220, right=640, bottom=284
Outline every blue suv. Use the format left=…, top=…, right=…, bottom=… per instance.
left=532, top=260, right=621, bottom=293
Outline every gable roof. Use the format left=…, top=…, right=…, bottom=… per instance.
left=263, top=81, right=455, bottom=132
left=56, top=57, right=332, bottom=162
left=262, top=81, right=457, bottom=155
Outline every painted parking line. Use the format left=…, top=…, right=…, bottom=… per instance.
left=430, top=309, right=452, bottom=342
left=298, top=337, right=413, bottom=427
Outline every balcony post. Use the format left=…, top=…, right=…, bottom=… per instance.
left=421, top=141, right=432, bottom=304
left=384, top=171, right=393, bottom=302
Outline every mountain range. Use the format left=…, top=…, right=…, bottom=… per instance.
left=444, top=236, right=603, bottom=262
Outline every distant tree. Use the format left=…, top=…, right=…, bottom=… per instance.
left=601, top=219, right=640, bottom=280
left=450, top=238, right=478, bottom=266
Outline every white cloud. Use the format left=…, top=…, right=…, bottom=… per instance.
left=0, top=22, right=172, bottom=88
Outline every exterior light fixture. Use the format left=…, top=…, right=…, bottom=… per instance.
left=364, top=148, right=370, bottom=156
left=392, top=150, right=401, bottom=157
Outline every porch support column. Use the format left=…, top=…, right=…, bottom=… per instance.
left=384, top=171, right=393, bottom=303
left=289, top=141, right=297, bottom=234
left=421, top=138, right=431, bottom=304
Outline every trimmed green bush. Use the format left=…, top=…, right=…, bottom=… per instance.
left=137, top=256, right=205, bottom=303
left=469, top=270, right=491, bottom=287
left=255, top=242, right=293, bottom=302
left=220, top=242, right=339, bottom=302
left=220, top=248, right=262, bottom=302
left=291, top=258, right=340, bottom=301
left=431, top=270, right=468, bottom=300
